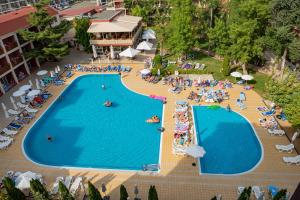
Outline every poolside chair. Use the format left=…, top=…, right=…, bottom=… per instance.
left=283, top=155, right=300, bottom=165
left=70, top=176, right=83, bottom=196
left=25, top=107, right=38, bottom=113
left=252, top=186, right=265, bottom=200
left=7, top=122, right=22, bottom=130
left=66, top=71, right=73, bottom=79
left=54, top=80, right=64, bottom=85
left=268, top=129, right=285, bottom=136
left=64, top=176, right=73, bottom=189
left=8, top=109, right=20, bottom=116
left=2, top=128, right=18, bottom=136
left=0, top=140, right=12, bottom=150
left=17, top=102, right=27, bottom=109
left=51, top=176, right=64, bottom=194
left=125, top=66, right=132, bottom=72
left=0, top=135, right=12, bottom=142
left=143, top=164, right=160, bottom=171
left=262, top=109, right=275, bottom=116
left=275, top=144, right=294, bottom=153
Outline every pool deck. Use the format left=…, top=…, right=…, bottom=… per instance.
left=0, top=64, right=299, bottom=199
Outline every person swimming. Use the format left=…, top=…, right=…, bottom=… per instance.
left=101, top=84, right=105, bottom=89
left=226, top=104, right=231, bottom=112
left=47, top=135, right=53, bottom=142
left=146, top=115, right=160, bottom=123
left=104, top=101, right=112, bottom=107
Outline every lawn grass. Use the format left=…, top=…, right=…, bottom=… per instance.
left=157, top=51, right=270, bottom=95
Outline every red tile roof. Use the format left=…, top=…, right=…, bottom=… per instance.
left=59, top=6, right=96, bottom=17
left=0, top=6, right=59, bottom=37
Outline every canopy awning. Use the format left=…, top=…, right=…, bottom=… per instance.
left=119, top=47, right=140, bottom=58
left=136, top=41, right=153, bottom=51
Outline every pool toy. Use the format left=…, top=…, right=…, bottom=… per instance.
left=208, top=105, right=220, bottom=109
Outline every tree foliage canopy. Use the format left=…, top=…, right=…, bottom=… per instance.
left=74, top=17, right=92, bottom=52
left=88, top=181, right=103, bottom=200
left=58, top=181, right=74, bottom=200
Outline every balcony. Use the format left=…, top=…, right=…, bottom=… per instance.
left=9, top=50, right=24, bottom=67
left=90, top=38, right=134, bottom=46
left=3, top=36, right=18, bottom=52
left=0, top=57, right=10, bottom=75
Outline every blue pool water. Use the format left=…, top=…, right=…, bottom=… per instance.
left=192, top=106, right=262, bottom=174
left=23, top=74, right=163, bottom=170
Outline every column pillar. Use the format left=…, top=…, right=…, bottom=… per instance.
left=92, top=45, right=97, bottom=58
left=110, top=45, right=115, bottom=59
left=0, top=82, right=5, bottom=94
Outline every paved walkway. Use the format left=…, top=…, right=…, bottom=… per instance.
left=0, top=63, right=299, bottom=200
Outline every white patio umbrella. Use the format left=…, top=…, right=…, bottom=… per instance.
left=140, top=68, right=151, bottom=75
left=136, top=41, right=153, bottom=51
left=145, top=29, right=156, bottom=36
left=241, top=74, right=254, bottom=84
left=13, top=90, right=25, bottom=97
left=119, top=47, right=140, bottom=58
left=157, top=69, right=160, bottom=76
left=142, top=31, right=156, bottom=40
left=36, top=70, right=48, bottom=76
left=27, top=89, right=40, bottom=97
left=184, top=145, right=206, bottom=158
left=35, top=79, right=40, bottom=90
left=230, top=71, right=242, bottom=78
left=292, top=132, right=299, bottom=142
left=10, top=96, right=18, bottom=110
left=19, top=84, right=31, bottom=91
left=1, top=103, right=9, bottom=119
left=15, top=171, right=42, bottom=190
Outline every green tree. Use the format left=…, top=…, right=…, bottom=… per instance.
left=221, top=56, right=230, bottom=76
left=208, top=18, right=230, bottom=56
left=88, top=182, right=103, bottom=200
left=267, top=0, right=300, bottom=78
left=74, top=17, right=92, bottom=52
left=19, top=0, right=70, bottom=61
left=273, top=189, right=287, bottom=200
left=30, top=179, right=50, bottom=200
left=227, top=0, right=270, bottom=74
left=58, top=181, right=74, bottom=200
left=2, top=177, right=26, bottom=200
left=148, top=185, right=158, bottom=200
left=265, top=74, right=300, bottom=127
left=166, top=0, right=195, bottom=60
left=120, top=184, right=128, bottom=200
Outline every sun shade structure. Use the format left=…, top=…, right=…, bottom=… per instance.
left=241, top=74, right=254, bottom=81
left=19, top=84, right=31, bottom=91
left=184, top=145, right=206, bottom=158
left=136, top=41, right=153, bottom=50
left=142, top=31, right=156, bottom=40
left=13, top=90, right=25, bottom=97
left=119, top=47, right=140, bottom=58
left=27, top=89, right=40, bottom=97
left=140, top=69, right=151, bottom=75
left=36, top=70, right=48, bottom=76
left=230, top=71, right=242, bottom=78
left=1, top=103, right=9, bottom=118
left=15, top=171, right=42, bottom=190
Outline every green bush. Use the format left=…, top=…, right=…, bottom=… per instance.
left=221, top=56, right=230, bottom=76
left=153, top=55, right=163, bottom=67
left=273, top=189, right=287, bottom=200
left=120, top=185, right=128, bottom=200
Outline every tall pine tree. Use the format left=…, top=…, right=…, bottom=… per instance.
left=19, top=0, right=70, bottom=61
left=88, top=181, right=103, bottom=200
left=166, top=0, right=195, bottom=61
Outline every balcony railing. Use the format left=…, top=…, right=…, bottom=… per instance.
left=0, top=47, right=4, bottom=55
left=9, top=56, right=23, bottom=66
left=0, top=63, right=10, bottom=75
left=4, top=41, right=18, bottom=52
left=90, top=38, right=134, bottom=46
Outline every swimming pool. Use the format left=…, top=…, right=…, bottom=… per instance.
left=23, top=74, right=163, bottom=171
left=192, top=106, right=262, bottom=175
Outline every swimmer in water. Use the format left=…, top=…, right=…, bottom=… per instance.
left=101, top=84, right=105, bottom=89
left=47, top=136, right=53, bottom=142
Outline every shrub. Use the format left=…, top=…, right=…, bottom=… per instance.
left=273, top=189, right=287, bottom=200
left=221, top=56, right=230, bottom=76
left=88, top=181, right=103, bottom=200
left=153, top=55, right=162, bottom=67
left=120, top=185, right=128, bottom=200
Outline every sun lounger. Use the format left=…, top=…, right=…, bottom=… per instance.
left=143, top=164, right=160, bottom=171
left=0, top=140, right=13, bottom=150
left=2, top=128, right=18, bottom=136
left=283, top=155, right=300, bottom=165
left=54, top=80, right=64, bottom=85
left=70, top=176, right=83, bottom=196
left=0, top=135, right=12, bottom=142
left=275, top=144, right=294, bottom=153
left=8, top=109, right=20, bottom=115
left=25, top=107, right=38, bottom=113
left=262, top=109, right=275, bottom=116
left=64, top=176, right=73, bottom=189
left=66, top=71, right=73, bottom=79
left=17, top=102, right=27, bottom=109
left=268, top=129, right=285, bottom=136
left=51, top=176, right=64, bottom=194
left=252, top=186, right=265, bottom=200
left=7, top=123, right=22, bottom=130
left=236, top=99, right=247, bottom=110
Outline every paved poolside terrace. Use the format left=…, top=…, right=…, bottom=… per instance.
left=0, top=58, right=299, bottom=199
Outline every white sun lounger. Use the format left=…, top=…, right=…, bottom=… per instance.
left=70, top=176, right=83, bottom=195
left=0, top=140, right=13, bottom=149
left=25, top=107, right=38, bottom=113
left=252, top=186, right=265, bottom=200
left=8, top=109, right=20, bottom=115
left=51, top=176, right=64, bottom=194
left=64, top=176, right=73, bottom=189
left=268, top=129, right=285, bottom=136
left=0, top=135, right=12, bottom=142
left=2, top=128, right=18, bottom=136
left=283, top=155, right=300, bottom=165
left=17, top=102, right=27, bottom=109
left=275, top=144, right=294, bottom=153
